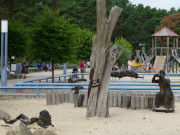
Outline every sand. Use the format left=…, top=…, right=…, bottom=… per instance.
left=0, top=97, right=180, bottom=135
left=1, top=69, right=180, bottom=134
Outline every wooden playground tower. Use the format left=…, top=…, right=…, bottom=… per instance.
left=135, top=27, right=179, bottom=73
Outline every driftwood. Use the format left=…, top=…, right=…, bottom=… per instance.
left=152, top=70, right=175, bottom=112
left=111, top=71, right=143, bottom=79
left=68, top=78, right=87, bottom=83
left=86, top=0, right=123, bottom=118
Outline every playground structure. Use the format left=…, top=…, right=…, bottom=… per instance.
left=135, top=27, right=179, bottom=73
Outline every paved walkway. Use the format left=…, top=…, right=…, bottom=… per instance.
left=0, top=69, right=75, bottom=86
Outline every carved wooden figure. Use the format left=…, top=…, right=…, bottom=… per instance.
left=152, top=70, right=175, bottom=112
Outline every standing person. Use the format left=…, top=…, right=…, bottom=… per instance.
left=80, top=60, right=85, bottom=78
left=114, top=63, right=119, bottom=71
left=127, top=59, right=132, bottom=71
left=86, top=61, right=91, bottom=68
left=20, top=58, right=28, bottom=79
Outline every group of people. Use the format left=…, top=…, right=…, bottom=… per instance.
left=112, top=59, right=133, bottom=72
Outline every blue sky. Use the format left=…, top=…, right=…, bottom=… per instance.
left=129, top=0, right=180, bottom=11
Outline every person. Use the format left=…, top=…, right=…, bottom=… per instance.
left=86, top=61, right=90, bottom=68
left=127, top=59, right=132, bottom=71
left=20, top=58, right=28, bottom=79
left=121, top=64, right=125, bottom=71
left=72, top=66, right=78, bottom=79
left=3, top=110, right=54, bottom=128
left=37, top=62, right=41, bottom=71
left=80, top=60, right=85, bottom=78
left=7, top=67, right=15, bottom=79
left=114, top=63, right=119, bottom=71
left=171, top=49, right=177, bottom=57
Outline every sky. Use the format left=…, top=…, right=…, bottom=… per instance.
left=129, top=0, right=180, bottom=11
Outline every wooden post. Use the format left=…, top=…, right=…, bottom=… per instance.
left=52, top=93, right=56, bottom=105
left=108, top=92, right=113, bottom=107
left=140, top=96, right=145, bottom=109
left=155, top=37, right=157, bottom=56
left=148, top=97, right=153, bottom=109
left=167, top=37, right=169, bottom=73
left=125, top=95, right=131, bottom=109
left=117, top=92, right=122, bottom=107
left=83, top=93, right=88, bottom=107
left=55, top=93, right=60, bottom=104
left=121, top=94, right=126, bottom=108
left=60, top=92, right=65, bottom=103
left=65, top=92, right=69, bottom=103
left=135, top=96, right=141, bottom=109
left=152, top=37, right=154, bottom=57
left=78, top=94, right=84, bottom=107
left=113, top=92, right=118, bottom=107
left=46, top=93, right=52, bottom=105
left=144, top=96, right=149, bottom=109
left=131, top=96, right=136, bottom=110
left=74, top=94, right=78, bottom=107
left=69, top=92, right=74, bottom=103
left=176, top=37, right=178, bottom=55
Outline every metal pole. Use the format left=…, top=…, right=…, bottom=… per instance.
left=1, top=19, right=8, bottom=88
left=63, top=63, right=67, bottom=75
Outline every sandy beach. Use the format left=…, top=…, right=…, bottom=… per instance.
left=1, top=97, right=180, bottom=135
left=0, top=69, right=180, bottom=134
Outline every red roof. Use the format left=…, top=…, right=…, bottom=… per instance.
left=151, top=27, right=179, bottom=37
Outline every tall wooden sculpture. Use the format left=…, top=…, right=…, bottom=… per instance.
left=152, top=70, right=175, bottom=112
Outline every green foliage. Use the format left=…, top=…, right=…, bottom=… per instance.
left=75, top=28, right=95, bottom=61
left=1, top=0, right=180, bottom=63
left=114, top=37, right=133, bottom=66
left=31, top=6, right=77, bottom=64
left=8, top=20, right=27, bottom=59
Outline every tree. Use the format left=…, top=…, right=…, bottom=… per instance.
left=155, top=13, right=180, bottom=34
left=115, top=37, right=133, bottom=66
left=86, top=0, right=123, bottom=118
left=31, top=6, right=77, bottom=82
left=75, top=28, right=95, bottom=61
left=8, top=20, right=27, bottom=68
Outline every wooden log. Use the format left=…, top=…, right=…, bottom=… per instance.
left=55, top=93, right=60, bottom=104
left=64, top=92, right=69, bottom=103
left=135, top=96, right=141, bottom=109
left=148, top=97, right=153, bottom=109
left=69, top=92, right=74, bottom=103
left=113, top=92, right=118, bottom=107
left=131, top=96, right=136, bottom=110
left=78, top=94, right=84, bottom=107
left=52, top=93, right=56, bottom=105
left=82, top=93, right=88, bottom=107
left=117, top=93, right=122, bottom=107
left=74, top=94, right=78, bottom=107
left=121, top=94, right=126, bottom=108
left=60, top=92, right=65, bottom=103
left=152, top=96, right=155, bottom=108
left=46, top=93, right=52, bottom=105
left=140, top=96, right=145, bottom=109
left=144, top=96, right=149, bottom=109
left=108, top=92, right=113, bottom=107
left=125, top=96, right=131, bottom=109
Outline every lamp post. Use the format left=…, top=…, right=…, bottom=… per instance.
left=1, top=19, right=8, bottom=87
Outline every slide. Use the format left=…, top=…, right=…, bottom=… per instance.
left=153, top=56, right=166, bottom=73
left=171, top=49, right=180, bottom=63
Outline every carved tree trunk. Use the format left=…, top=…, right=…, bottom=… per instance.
left=86, top=0, right=123, bottom=118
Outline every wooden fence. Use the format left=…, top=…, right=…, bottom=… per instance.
left=46, top=91, right=156, bottom=110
